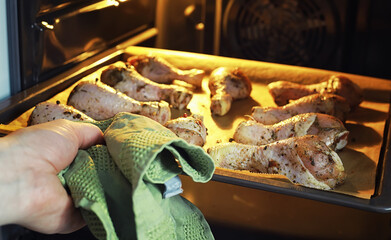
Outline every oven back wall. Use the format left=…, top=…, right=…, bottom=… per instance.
left=155, top=0, right=205, bottom=53
left=158, top=0, right=391, bottom=80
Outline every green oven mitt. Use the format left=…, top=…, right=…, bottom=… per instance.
left=59, top=112, right=215, bottom=240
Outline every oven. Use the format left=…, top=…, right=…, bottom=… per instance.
left=1, top=0, right=391, bottom=239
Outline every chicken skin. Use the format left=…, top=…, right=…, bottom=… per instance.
left=268, top=75, right=363, bottom=108
left=208, top=67, right=252, bottom=116
left=127, top=55, right=205, bottom=87
left=68, top=80, right=171, bottom=124
left=164, top=114, right=207, bottom=146
left=208, top=135, right=346, bottom=190
left=234, top=113, right=349, bottom=151
left=252, top=93, right=350, bottom=125
left=28, top=101, right=94, bottom=125
left=101, top=62, right=193, bottom=110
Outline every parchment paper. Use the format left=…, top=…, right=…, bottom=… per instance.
left=2, top=46, right=391, bottom=199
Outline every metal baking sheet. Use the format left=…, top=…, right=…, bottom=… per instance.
left=1, top=46, right=390, bottom=212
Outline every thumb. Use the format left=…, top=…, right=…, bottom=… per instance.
left=67, top=122, right=104, bottom=149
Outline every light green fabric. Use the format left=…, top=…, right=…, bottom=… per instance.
left=60, top=112, right=215, bottom=240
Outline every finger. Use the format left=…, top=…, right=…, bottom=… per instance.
left=8, top=120, right=104, bottom=172
left=48, top=121, right=104, bottom=171
left=67, top=122, right=104, bottom=149
left=57, top=196, right=86, bottom=234
left=16, top=181, right=86, bottom=235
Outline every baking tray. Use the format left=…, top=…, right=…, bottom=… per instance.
left=1, top=46, right=390, bottom=213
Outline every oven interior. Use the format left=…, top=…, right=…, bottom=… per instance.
left=2, top=0, right=391, bottom=239
left=6, top=0, right=391, bottom=95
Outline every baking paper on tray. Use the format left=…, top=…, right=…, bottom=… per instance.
left=4, top=47, right=391, bottom=200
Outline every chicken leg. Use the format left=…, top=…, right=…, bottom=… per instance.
left=268, top=75, right=363, bottom=108
left=208, top=67, right=252, bottom=116
left=207, top=135, right=346, bottom=190
left=164, top=114, right=207, bottom=146
left=127, top=55, right=205, bottom=87
left=234, top=113, right=349, bottom=151
left=252, top=93, right=350, bottom=124
left=67, top=80, right=171, bottom=124
left=28, top=101, right=94, bottom=125
left=101, top=62, right=193, bottom=110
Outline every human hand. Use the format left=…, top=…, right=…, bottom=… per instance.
left=0, top=119, right=104, bottom=234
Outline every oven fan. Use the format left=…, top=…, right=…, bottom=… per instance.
left=221, top=0, right=341, bottom=67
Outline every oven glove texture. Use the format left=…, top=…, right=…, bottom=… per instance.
left=59, top=112, right=215, bottom=240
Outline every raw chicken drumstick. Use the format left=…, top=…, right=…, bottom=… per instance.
left=29, top=101, right=207, bottom=146
left=252, top=93, right=350, bottom=125
left=234, top=113, right=349, bottom=151
left=28, top=101, right=94, bottom=125
left=268, top=75, right=363, bottom=108
left=68, top=80, right=171, bottom=124
left=208, top=135, right=346, bottom=190
left=100, top=62, right=193, bottom=110
left=127, top=55, right=205, bottom=87
left=208, top=67, right=252, bottom=116
left=164, top=114, right=207, bottom=147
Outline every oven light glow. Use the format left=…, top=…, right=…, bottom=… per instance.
left=41, top=21, right=54, bottom=30
left=195, top=23, right=204, bottom=31
left=107, top=0, right=119, bottom=7
left=184, top=4, right=195, bottom=17
left=77, top=0, right=127, bottom=13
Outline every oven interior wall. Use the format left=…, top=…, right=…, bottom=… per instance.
left=155, top=0, right=206, bottom=53
left=156, top=0, right=391, bottom=80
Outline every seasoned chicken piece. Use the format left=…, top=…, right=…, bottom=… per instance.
left=208, top=135, right=346, bottom=190
left=208, top=67, right=252, bottom=116
left=100, top=62, right=193, bottom=110
left=28, top=101, right=206, bottom=146
left=268, top=75, right=363, bottom=108
left=164, top=114, right=207, bottom=146
left=127, top=55, right=205, bottom=87
left=68, top=81, right=171, bottom=124
left=252, top=93, right=350, bottom=125
left=28, top=101, right=94, bottom=125
left=234, top=113, right=349, bottom=151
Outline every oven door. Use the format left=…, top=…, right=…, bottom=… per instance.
left=7, top=0, right=157, bottom=94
